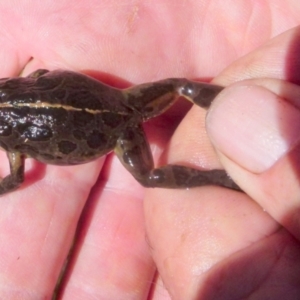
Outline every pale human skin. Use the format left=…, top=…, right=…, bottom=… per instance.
left=0, top=1, right=300, bottom=299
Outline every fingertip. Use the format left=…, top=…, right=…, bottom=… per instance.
left=206, top=81, right=300, bottom=173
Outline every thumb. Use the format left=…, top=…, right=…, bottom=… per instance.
left=206, top=78, right=300, bottom=240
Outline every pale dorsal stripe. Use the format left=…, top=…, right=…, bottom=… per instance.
left=0, top=102, right=129, bottom=115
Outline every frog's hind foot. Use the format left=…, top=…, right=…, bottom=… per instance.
left=142, top=165, right=241, bottom=191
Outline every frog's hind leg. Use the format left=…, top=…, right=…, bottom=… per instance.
left=0, top=152, right=25, bottom=195
left=114, top=124, right=241, bottom=191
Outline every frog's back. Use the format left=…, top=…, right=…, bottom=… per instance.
left=0, top=70, right=136, bottom=165
left=0, top=70, right=128, bottom=112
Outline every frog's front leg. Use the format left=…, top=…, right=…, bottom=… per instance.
left=0, top=152, right=25, bottom=195
left=115, top=124, right=241, bottom=191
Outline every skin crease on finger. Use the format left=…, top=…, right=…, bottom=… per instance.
left=0, top=1, right=299, bottom=300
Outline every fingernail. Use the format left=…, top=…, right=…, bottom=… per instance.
left=206, top=85, right=300, bottom=173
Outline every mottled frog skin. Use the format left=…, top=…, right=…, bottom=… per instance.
left=0, top=69, right=240, bottom=194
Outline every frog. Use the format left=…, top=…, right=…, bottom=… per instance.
left=0, top=69, right=241, bottom=195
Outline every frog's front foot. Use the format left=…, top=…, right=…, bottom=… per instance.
left=0, top=152, right=25, bottom=195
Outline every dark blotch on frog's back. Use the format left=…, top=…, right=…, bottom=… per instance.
left=58, top=140, right=77, bottom=154
left=86, top=130, right=108, bottom=149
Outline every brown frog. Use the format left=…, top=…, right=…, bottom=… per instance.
left=0, top=69, right=240, bottom=194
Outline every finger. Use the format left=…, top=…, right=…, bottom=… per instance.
left=207, top=78, right=300, bottom=240
left=58, top=155, right=156, bottom=299
left=0, top=159, right=102, bottom=298
left=144, top=187, right=284, bottom=299
left=216, top=25, right=300, bottom=85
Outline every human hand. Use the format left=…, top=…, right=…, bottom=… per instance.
left=0, top=1, right=299, bottom=299
left=146, top=26, right=300, bottom=299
